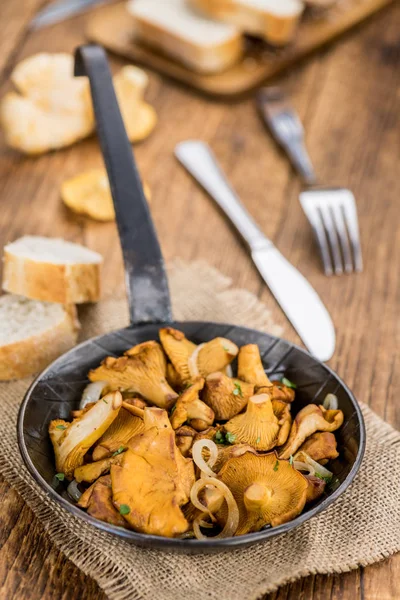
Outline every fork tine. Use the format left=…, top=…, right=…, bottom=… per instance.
left=341, top=193, right=363, bottom=272
left=318, top=203, right=344, bottom=275
left=331, top=203, right=353, bottom=273
left=300, top=199, right=334, bottom=275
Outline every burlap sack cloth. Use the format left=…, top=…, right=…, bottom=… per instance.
left=1, top=261, right=399, bottom=600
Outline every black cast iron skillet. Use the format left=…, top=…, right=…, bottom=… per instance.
left=17, top=44, right=365, bottom=553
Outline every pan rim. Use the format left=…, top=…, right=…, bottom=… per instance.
left=17, top=320, right=366, bottom=551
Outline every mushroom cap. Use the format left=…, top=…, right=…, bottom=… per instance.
left=278, top=404, right=344, bottom=459
left=193, top=338, right=239, bottom=378
left=159, top=327, right=196, bottom=383
left=305, top=475, right=326, bottom=504
left=78, top=475, right=128, bottom=528
left=111, top=407, right=194, bottom=537
left=203, top=372, right=254, bottom=421
left=298, top=431, right=339, bottom=464
left=170, top=378, right=214, bottom=431
left=224, top=394, right=280, bottom=451
left=237, top=344, right=272, bottom=388
left=49, top=391, right=122, bottom=479
left=218, top=452, right=308, bottom=533
left=92, top=405, right=144, bottom=461
left=272, top=399, right=292, bottom=446
left=258, top=381, right=296, bottom=403
left=89, top=340, right=178, bottom=410
left=214, top=443, right=257, bottom=473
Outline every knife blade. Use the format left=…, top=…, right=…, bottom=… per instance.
left=30, top=0, right=112, bottom=30
left=175, top=140, right=335, bottom=362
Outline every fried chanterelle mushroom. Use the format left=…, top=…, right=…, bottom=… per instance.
left=237, top=344, right=272, bottom=388
left=278, top=404, right=344, bottom=459
left=49, top=391, right=122, bottom=479
left=203, top=372, right=254, bottom=421
left=111, top=408, right=195, bottom=537
left=224, top=394, right=280, bottom=451
left=272, top=400, right=292, bottom=447
left=297, top=431, right=339, bottom=465
left=92, top=402, right=145, bottom=461
left=175, top=425, right=197, bottom=457
left=89, top=341, right=178, bottom=410
left=170, top=378, right=215, bottom=432
left=305, top=475, right=326, bottom=504
left=217, top=453, right=308, bottom=533
left=74, top=452, right=125, bottom=484
left=160, top=327, right=238, bottom=383
left=78, top=475, right=127, bottom=527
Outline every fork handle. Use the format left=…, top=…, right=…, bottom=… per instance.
left=285, top=141, right=317, bottom=187
left=175, top=141, right=272, bottom=252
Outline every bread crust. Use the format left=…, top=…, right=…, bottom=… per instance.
left=188, top=0, right=303, bottom=46
left=130, top=11, right=243, bottom=73
left=0, top=304, right=79, bottom=381
left=2, top=250, right=102, bottom=304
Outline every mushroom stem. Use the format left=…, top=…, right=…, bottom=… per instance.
left=244, top=483, right=271, bottom=512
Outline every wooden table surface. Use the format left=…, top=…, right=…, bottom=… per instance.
left=0, top=2, right=399, bottom=599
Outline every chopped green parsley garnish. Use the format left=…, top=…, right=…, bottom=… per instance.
left=315, top=473, right=332, bottom=484
left=223, top=346, right=230, bottom=352
left=119, top=504, right=130, bottom=515
left=256, top=436, right=261, bottom=444
left=215, top=431, right=225, bottom=444
left=55, top=473, right=65, bottom=481
left=273, top=460, right=279, bottom=472
left=170, top=404, right=177, bottom=414
left=282, top=377, right=297, bottom=389
left=289, top=455, right=294, bottom=466
left=112, top=446, right=126, bottom=457
left=55, top=424, right=67, bottom=430
left=225, top=432, right=237, bottom=444
left=233, top=382, right=243, bottom=397
left=102, top=398, right=108, bottom=404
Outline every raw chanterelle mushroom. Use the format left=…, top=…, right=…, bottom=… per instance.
left=297, top=431, right=339, bottom=465
left=217, top=453, right=308, bottom=533
left=89, top=341, right=178, bottom=410
left=237, top=344, right=272, bottom=388
left=278, top=404, right=344, bottom=459
left=224, top=394, right=280, bottom=451
left=78, top=475, right=127, bottom=527
left=170, top=378, right=215, bottom=432
left=49, top=391, right=122, bottom=479
left=111, top=407, right=195, bottom=537
left=203, top=372, right=254, bottom=421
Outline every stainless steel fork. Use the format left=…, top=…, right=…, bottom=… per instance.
left=257, top=87, right=363, bottom=276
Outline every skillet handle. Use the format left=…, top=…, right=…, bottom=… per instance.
left=74, top=44, right=172, bottom=326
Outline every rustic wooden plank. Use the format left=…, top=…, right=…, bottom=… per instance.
left=0, top=2, right=398, bottom=599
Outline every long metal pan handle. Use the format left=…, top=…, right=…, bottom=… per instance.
left=74, top=44, right=172, bottom=326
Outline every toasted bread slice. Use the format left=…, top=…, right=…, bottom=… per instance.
left=3, top=236, right=103, bottom=304
left=188, top=0, right=304, bottom=46
left=127, top=0, right=243, bottom=74
left=0, top=294, right=79, bottom=381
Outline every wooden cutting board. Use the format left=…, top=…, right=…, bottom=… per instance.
left=87, top=0, right=394, bottom=97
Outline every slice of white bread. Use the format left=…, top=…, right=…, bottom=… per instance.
left=2, top=236, right=103, bottom=304
left=0, top=294, right=79, bottom=380
left=188, top=0, right=304, bottom=46
left=127, top=0, right=243, bottom=74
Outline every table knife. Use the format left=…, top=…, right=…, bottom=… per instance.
left=175, top=141, right=335, bottom=362
left=30, top=0, right=112, bottom=30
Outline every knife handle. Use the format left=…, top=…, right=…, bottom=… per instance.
left=175, top=141, right=272, bottom=252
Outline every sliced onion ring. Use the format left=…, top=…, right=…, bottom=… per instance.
left=67, top=479, right=82, bottom=502
left=323, top=393, right=338, bottom=411
left=293, top=461, right=315, bottom=476
left=188, top=343, right=205, bottom=378
left=299, top=452, right=333, bottom=479
left=192, top=439, right=218, bottom=478
left=80, top=381, right=108, bottom=409
left=191, top=477, right=239, bottom=540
